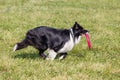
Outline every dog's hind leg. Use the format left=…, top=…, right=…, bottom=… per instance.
left=13, top=39, right=29, bottom=51
left=39, top=49, right=47, bottom=59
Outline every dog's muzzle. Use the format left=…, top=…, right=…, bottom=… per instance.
left=80, top=30, right=89, bottom=36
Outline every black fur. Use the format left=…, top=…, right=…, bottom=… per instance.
left=14, top=22, right=88, bottom=59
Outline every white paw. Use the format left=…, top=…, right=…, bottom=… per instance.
left=59, top=55, right=64, bottom=60
left=13, top=44, right=18, bottom=51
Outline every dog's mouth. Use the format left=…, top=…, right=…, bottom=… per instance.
left=80, top=30, right=88, bottom=36
left=80, top=30, right=92, bottom=49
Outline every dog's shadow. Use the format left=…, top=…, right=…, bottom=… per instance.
left=13, top=51, right=85, bottom=60
left=70, top=53, right=85, bottom=58
left=14, top=52, right=40, bottom=59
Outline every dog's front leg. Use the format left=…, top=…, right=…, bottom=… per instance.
left=46, top=49, right=57, bottom=60
left=59, top=53, right=68, bottom=60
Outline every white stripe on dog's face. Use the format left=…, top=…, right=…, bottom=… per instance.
left=13, top=44, right=18, bottom=51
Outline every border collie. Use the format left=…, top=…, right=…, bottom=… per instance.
left=13, top=22, right=88, bottom=60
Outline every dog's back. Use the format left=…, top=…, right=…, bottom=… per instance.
left=14, top=26, right=70, bottom=52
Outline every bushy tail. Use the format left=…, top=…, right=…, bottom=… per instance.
left=13, top=39, right=28, bottom=51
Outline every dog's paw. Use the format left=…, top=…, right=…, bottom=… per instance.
left=13, top=44, right=18, bottom=51
left=39, top=53, right=47, bottom=59
left=59, top=55, right=65, bottom=60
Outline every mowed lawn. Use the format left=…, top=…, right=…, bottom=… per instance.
left=0, top=0, right=120, bottom=80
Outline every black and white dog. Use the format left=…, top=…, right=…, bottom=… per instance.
left=13, top=22, right=88, bottom=60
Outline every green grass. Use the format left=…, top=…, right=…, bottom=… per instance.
left=0, top=0, right=120, bottom=80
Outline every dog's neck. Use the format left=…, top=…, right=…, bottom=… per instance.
left=69, top=28, right=81, bottom=45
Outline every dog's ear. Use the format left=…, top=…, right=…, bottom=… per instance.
left=73, top=22, right=80, bottom=30
left=73, top=22, right=84, bottom=30
left=75, top=21, right=78, bottom=24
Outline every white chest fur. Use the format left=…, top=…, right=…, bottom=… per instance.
left=58, top=33, right=75, bottom=53
left=75, top=36, right=81, bottom=44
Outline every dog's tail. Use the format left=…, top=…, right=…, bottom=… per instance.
left=13, top=39, right=28, bottom=51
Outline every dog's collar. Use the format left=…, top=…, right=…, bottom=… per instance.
left=69, top=28, right=75, bottom=42
left=70, top=28, right=74, bottom=36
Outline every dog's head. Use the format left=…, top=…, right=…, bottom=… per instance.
left=72, top=22, right=88, bottom=36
